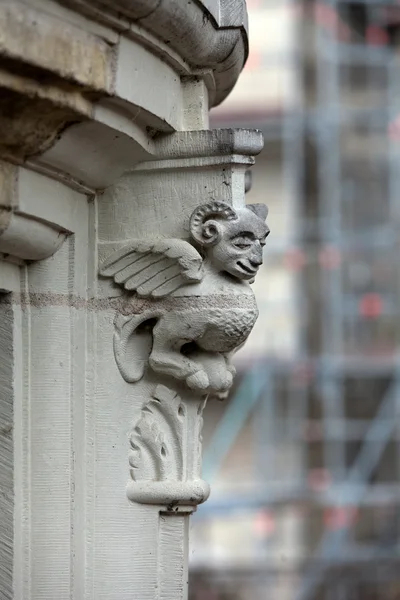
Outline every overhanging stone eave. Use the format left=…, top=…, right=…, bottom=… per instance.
left=53, top=0, right=249, bottom=108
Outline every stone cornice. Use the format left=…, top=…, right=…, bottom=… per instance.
left=0, top=0, right=249, bottom=174
left=54, top=0, right=249, bottom=107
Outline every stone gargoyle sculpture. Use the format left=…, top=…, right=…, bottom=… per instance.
left=100, top=201, right=269, bottom=397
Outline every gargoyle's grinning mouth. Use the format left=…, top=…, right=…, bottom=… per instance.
left=237, top=261, right=257, bottom=274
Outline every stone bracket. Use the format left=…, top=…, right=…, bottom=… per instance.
left=98, top=127, right=268, bottom=512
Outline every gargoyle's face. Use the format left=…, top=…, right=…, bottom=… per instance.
left=208, top=208, right=269, bottom=281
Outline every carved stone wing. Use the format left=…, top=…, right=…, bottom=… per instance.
left=100, top=238, right=204, bottom=297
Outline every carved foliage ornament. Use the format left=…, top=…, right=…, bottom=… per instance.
left=127, top=384, right=209, bottom=506
left=100, top=201, right=269, bottom=398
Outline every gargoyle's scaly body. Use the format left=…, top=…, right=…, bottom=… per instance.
left=199, top=307, right=259, bottom=352
left=169, top=274, right=259, bottom=353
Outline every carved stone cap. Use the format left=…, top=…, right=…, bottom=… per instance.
left=154, top=128, right=264, bottom=160
left=55, top=0, right=249, bottom=106
left=127, top=481, right=210, bottom=508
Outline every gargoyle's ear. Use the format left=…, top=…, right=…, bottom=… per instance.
left=247, top=203, right=268, bottom=221
left=190, top=201, right=237, bottom=247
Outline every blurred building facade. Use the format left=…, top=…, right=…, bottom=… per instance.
left=190, top=1, right=400, bottom=598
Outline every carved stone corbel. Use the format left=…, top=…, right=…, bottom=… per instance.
left=98, top=132, right=269, bottom=519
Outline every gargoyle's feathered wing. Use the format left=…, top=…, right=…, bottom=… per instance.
left=100, top=239, right=204, bottom=298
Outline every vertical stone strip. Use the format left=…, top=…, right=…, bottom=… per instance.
left=20, top=267, right=32, bottom=600
left=28, top=241, right=73, bottom=599
left=85, top=197, right=98, bottom=600
left=0, top=298, right=13, bottom=600
left=69, top=197, right=91, bottom=600
left=158, top=513, right=189, bottom=600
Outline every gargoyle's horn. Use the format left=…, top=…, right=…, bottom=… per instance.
left=190, top=201, right=237, bottom=246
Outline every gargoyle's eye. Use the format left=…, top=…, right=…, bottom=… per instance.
left=232, top=236, right=253, bottom=249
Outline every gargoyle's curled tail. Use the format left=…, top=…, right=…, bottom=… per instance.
left=114, top=310, right=160, bottom=383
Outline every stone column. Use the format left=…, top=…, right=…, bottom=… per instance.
left=0, top=1, right=268, bottom=599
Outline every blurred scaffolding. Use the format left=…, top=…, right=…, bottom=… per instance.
left=190, top=1, right=400, bottom=599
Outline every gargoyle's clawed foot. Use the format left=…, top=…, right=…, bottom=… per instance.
left=186, top=370, right=210, bottom=391
left=186, top=368, right=233, bottom=395
left=212, top=371, right=233, bottom=400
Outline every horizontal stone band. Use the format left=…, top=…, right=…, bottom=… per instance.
left=1, top=291, right=257, bottom=313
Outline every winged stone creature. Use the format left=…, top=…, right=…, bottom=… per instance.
left=100, top=201, right=269, bottom=397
